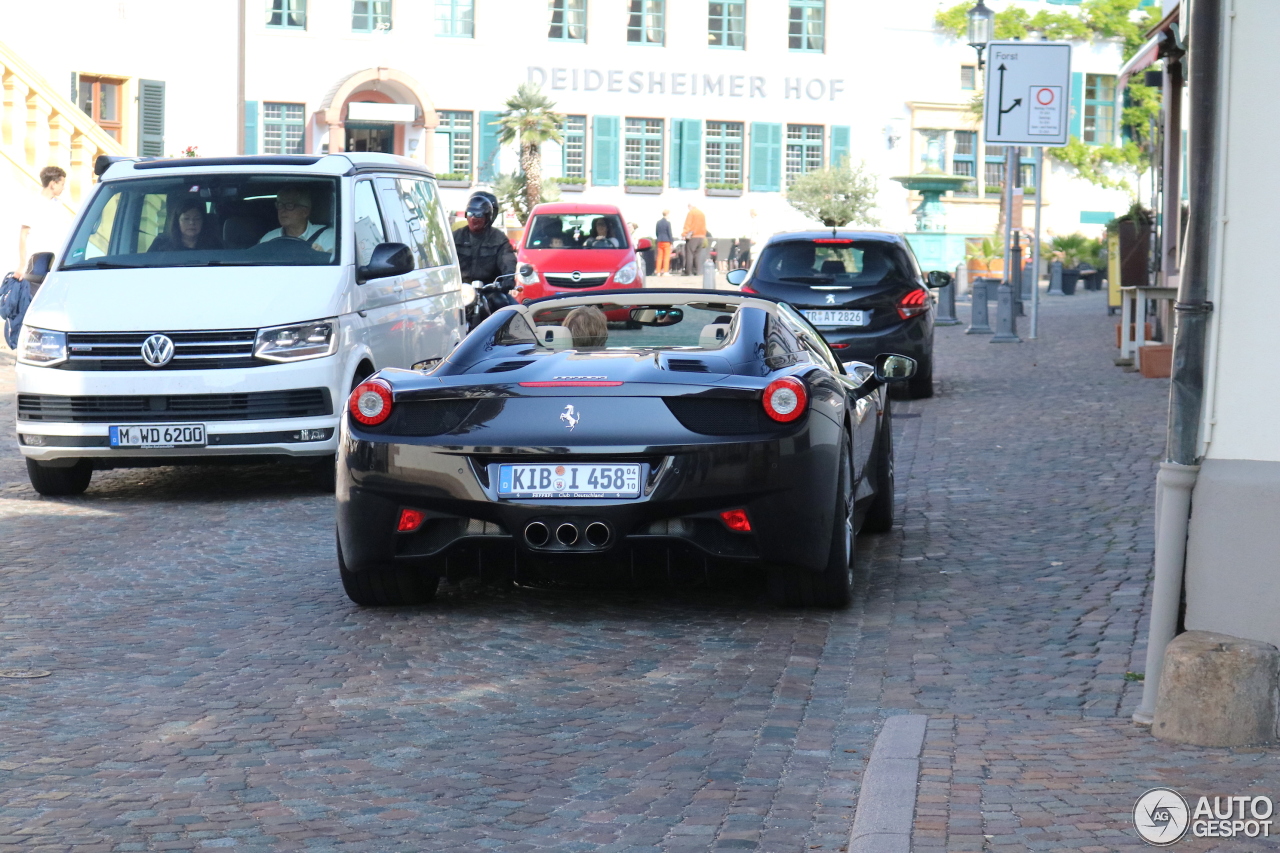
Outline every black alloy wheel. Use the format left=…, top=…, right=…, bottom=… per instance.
left=26, top=458, right=93, bottom=497
left=337, top=532, right=441, bottom=606
left=862, top=398, right=895, bottom=534
left=769, top=433, right=854, bottom=608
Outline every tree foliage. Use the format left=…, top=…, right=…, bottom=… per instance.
left=494, top=171, right=560, bottom=226
left=934, top=0, right=1161, bottom=61
left=785, top=159, right=881, bottom=228
left=495, top=83, right=564, bottom=219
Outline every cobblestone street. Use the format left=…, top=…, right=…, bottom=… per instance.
left=0, top=290, right=1275, bottom=852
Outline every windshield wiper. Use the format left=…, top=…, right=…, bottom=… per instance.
left=777, top=275, right=835, bottom=283
left=64, top=260, right=144, bottom=270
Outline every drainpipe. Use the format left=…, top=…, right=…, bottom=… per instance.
left=1134, top=0, right=1223, bottom=725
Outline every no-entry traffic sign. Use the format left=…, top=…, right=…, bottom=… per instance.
left=983, top=41, right=1072, bottom=147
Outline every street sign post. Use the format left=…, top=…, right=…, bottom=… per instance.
left=983, top=41, right=1072, bottom=147
left=982, top=40, right=1072, bottom=340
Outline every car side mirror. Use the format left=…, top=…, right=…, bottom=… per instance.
left=726, top=268, right=747, bottom=287
left=636, top=237, right=652, bottom=251
left=874, top=353, right=917, bottom=382
left=357, top=242, right=414, bottom=283
left=25, top=252, right=53, bottom=285
left=926, top=270, right=953, bottom=289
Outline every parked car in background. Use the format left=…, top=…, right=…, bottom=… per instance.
left=336, top=289, right=915, bottom=609
left=727, top=230, right=945, bottom=399
left=514, top=202, right=643, bottom=300
left=14, top=153, right=467, bottom=496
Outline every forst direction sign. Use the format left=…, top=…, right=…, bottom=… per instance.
left=982, top=41, right=1072, bottom=147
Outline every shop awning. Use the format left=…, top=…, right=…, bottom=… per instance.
left=1118, top=4, right=1182, bottom=90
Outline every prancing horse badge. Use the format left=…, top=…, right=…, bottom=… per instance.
left=559, top=404, right=580, bottom=430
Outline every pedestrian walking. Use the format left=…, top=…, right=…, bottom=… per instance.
left=681, top=203, right=706, bottom=277
left=655, top=209, right=673, bottom=276
left=15, top=166, right=71, bottom=283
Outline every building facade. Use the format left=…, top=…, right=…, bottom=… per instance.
left=4, top=0, right=1135, bottom=253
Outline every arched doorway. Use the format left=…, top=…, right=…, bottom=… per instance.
left=317, top=68, right=438, bottom=161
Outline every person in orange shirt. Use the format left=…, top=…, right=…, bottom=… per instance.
left=681, top=204, right=707, bottom=277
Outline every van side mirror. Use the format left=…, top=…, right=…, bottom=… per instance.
left=357, top=242, right=414, bottom=283
left=926, top=270, right=953, bottom=289
left=726, top=268, right=747, bottom=287
left=25, top=252, right=53, bottom=285
left=874, top=353, right=917, bottom=382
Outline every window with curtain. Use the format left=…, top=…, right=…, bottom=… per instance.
left=1083, top=73, right=1116, bottom=145
left=352, top=0, right=392, bottom=31
left=627, top=0, right=664, bottom=44
left=704, top=121, right=743, bottom=185
left=624, top=118, right=663, bottom=183
left=960, top=65, right=976, bottom=90
left=263, top=103, right=305, bottom=155
left=785, top=124, right=823, bottom=185
left=437, top=111, right=473, bottom=176
left=561, top=115, right=586, bottom=180
left=983, top=144, right=1005, bottom=194
left=788, top=0, right=824, bottom=52
left=708, top=1, right=745, bottom=48
left=435, top=0, right=474, bottom=36
left=549, top=0, right=587, bottom=41
left=267, top=0, right=306, bottom=28
left=952, top=130, right=976, bottom=196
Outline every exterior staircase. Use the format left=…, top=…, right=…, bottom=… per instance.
left=1, top=39, right=125, bottom=218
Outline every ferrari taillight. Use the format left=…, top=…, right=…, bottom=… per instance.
left=897, top=289, right=929, bottom=320
left=763, top=377, right=807, bottom=423
left=349, top=379, right=393, bottom=426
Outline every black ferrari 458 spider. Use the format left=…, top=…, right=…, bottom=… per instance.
left=336, top=289, right=915, bottom=608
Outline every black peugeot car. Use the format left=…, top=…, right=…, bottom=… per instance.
left=728, top=230, right=949, bottom=399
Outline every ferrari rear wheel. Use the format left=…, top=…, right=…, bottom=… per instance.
left=906, top=354, right=934, bottom=399
left=862, top=400, right=895, bottom=534
left=337, top=534, right=440, bottom=606
left=769, top=434, right=854, bottom=608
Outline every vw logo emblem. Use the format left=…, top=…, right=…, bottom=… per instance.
left=570, top=271, right=582, bottom=283
left=140, top=334, right=175, bottom=367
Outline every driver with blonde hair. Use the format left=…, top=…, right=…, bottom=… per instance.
left=563, top=306, right=608, bottom=348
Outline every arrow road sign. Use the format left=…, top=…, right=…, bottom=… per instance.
left=983, top=41, right=1072, bottom=147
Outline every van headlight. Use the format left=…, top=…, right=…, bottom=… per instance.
left=17, top=327, right=67, bottom=367
left=614, top=260, right=639, bottom=285
left=254, top=318, right=338, bottom=362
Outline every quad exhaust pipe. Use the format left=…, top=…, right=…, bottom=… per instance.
left=523, top=520, right=612, bottom=549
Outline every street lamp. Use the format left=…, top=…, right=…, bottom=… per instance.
left=967, top=0, right=995, bottom=69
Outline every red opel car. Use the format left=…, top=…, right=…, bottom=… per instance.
left=515, top=202, right=645, bottom=300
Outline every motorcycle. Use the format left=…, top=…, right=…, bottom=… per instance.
left=464, top=272, right=521, bottom=332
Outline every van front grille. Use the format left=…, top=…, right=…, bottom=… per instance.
left=17, top=389, right=332, bottom=422
left=60, top=329, right=260, bottom=370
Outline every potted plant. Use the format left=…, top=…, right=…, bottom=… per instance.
left=550, top=176, right=585, bottom=192
left=624, top=179, right=663, bottom=194
left=1048, top=233, right=1093, bottom=295
left=705, top=182, right=743, bottom=197
left=964, top=234, right=1004, bottom=283
left=1106, top=202, right=1153, bottom=288
left=437, top=172, right=472, bottom=188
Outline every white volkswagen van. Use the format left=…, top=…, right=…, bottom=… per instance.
left=15, top=153, right=467, bottom=495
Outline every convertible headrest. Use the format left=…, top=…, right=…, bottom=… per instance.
left=535, top=325, right=575, bottom=351
left=699, top=323, right=732, bottom=348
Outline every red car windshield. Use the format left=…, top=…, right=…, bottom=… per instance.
left=526, top=214, right=628, bottom=250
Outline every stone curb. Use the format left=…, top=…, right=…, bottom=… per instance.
left=848, top=714, right=928, bottom=853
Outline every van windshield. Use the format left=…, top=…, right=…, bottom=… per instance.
left=61, top=175, right=340, bottom=269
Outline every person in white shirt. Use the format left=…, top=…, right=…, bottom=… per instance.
left=15, top=166, right=71, bottom=280
left=257, top=187, right=334, bottom=254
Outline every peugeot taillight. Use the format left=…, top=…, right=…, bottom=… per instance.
left=763, top=377, right=808, bottom=423
left=348, top=379, right=393, bottom=426
left=897, top=288, right=929, bottom=320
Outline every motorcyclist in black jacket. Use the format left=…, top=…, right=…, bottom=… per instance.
left=454, top=191, right=516, bottom=284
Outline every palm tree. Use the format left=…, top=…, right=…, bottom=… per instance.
left=495, top=83, right=564, bottom=219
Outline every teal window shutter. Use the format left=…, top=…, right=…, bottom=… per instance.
left=677, top=119, right=701, bottom=188
left=830, top=125, right=850, bottom=167
left=139, top=79, right=167, bottom=156
left=669, top=120, right=685, bottom=187
left=750, top=123, right=781, bottom=192
left=592, top=115, right=619, bottom=186
left=478, top=111, right=501, bottom=182
left=1069, top=71, right=1083, bottom=140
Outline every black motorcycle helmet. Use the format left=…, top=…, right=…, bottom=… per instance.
left=464, top=191, right=500, bottom=229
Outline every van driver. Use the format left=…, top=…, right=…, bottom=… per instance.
left=259, top=187, right=334, bottom=254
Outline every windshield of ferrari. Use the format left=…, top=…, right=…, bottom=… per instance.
left=61, top=175, right=340, bottom=269
left=524, top=213, right=629, bottom=250
left=753, top=240, right=905, bottom=286
left=529, top=301, right=740, bottom=350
